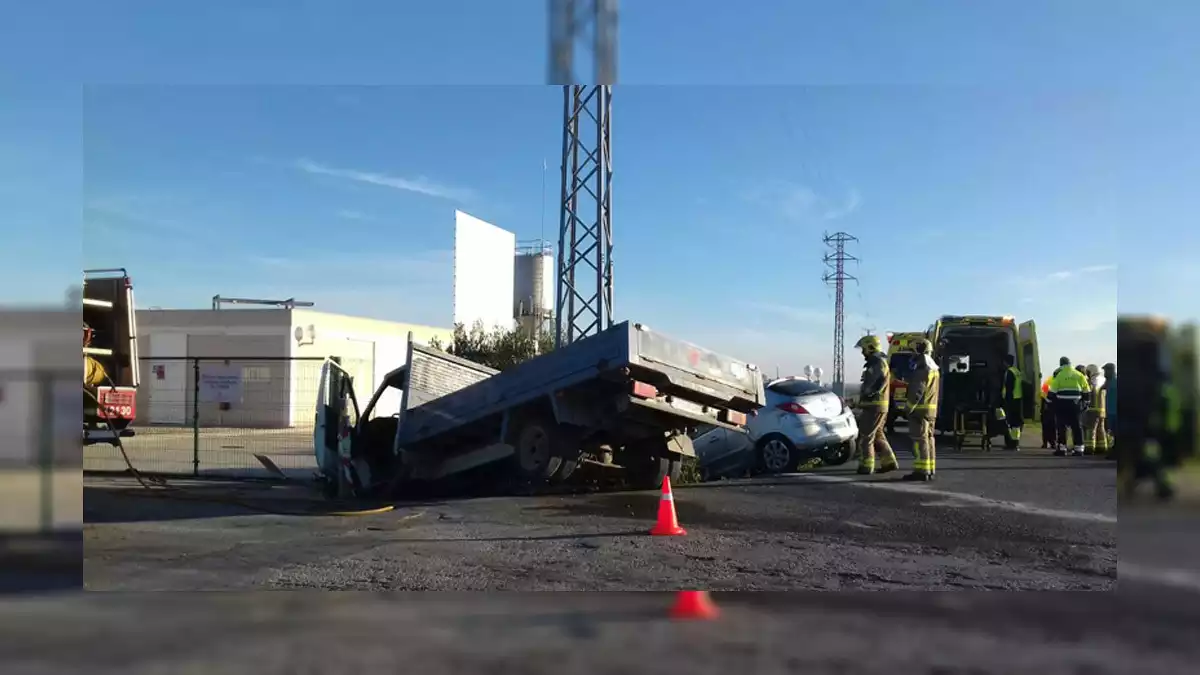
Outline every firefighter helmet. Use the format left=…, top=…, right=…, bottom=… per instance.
left=854, top=335, right=883, bottom=354
left=911, top=338, right=932, bottom=355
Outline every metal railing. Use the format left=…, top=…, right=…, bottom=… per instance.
left=83, top=356, right=371, bottom=480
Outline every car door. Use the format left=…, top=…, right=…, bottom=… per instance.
left=692, top=424, right=733, bottom=465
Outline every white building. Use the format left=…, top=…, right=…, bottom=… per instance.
left=135, top=308, right=452, bottom=428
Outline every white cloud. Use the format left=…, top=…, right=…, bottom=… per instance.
left=1039, top=264, right=1116, bottom=283
left=744, top=183, right=861, bottom=223
left=247, top=249, right=451, bottom=282
left=335, top=209, right=375, bottom=221
left=84, top=195, right=191, bottom=235
left=294, top=158, right=474, bottom=202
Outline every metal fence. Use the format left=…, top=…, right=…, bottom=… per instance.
left=0, top=368, right=82, bottom=534
left=83, top=356, right=372, bottom=480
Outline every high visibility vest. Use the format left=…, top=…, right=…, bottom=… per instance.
left=1049, top=367, right=1088, bottom=400
left=1003, top=366, right=1023, bottom=400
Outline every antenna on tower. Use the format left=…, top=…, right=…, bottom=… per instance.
left=822, top=231, right=859, bottom=398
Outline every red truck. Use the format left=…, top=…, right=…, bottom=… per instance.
left=83, top=268, right=140, bottom=446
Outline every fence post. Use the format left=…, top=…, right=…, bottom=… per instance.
left=37, top=371, right=54, bottom=532
left=192, top=358, right=200, bottom=477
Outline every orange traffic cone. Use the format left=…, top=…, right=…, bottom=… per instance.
left=650, top=476, right=686, bottom=536
left=669, top=591, right=719, bottom=620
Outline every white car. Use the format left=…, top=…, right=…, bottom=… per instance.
left=692, top=376, right=858, bottom=479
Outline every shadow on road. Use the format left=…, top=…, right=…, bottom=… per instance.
left=0, top=532, right=83, bottom=594
left=392, top=529, right=647, bottom=544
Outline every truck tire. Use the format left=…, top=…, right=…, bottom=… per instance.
left=627, top=451, right=682, bottom=490
left=509, top=418, right=583, bottom=489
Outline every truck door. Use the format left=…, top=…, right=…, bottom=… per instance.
left=1017, top=320, right=1041, bottom=422
left=313, top=358, right=360, bottom=488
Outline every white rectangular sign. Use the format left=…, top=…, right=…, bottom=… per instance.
left=198, top=365, right=242, bottom=403
left=453, top=210, right=516, bottom=333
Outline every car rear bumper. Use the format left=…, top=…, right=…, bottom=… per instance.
left=781, top=415, right=857, bottom=450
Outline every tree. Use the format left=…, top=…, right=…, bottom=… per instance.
left=428, top=321, right=556, bottom=371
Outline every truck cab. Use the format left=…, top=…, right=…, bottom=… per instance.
left=928, top=315, right=1040, bottom=446
left=885, top=331, right=925, bottom=433
left=82, top=268, right=140, bottom=446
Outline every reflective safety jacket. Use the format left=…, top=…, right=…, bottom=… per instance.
left=859, top=352, right=891, bottom=409
left=906, top=364, right=940, bottom=414
left=1088, top=375, right=1107, bottom=413
left=1003, top=366, right=1023, bottom=401
left=1049, top=366, right=1090, bottom=402
left=85, top=355, right=107, bottom=387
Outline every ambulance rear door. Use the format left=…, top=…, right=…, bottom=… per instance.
left=1018, top=320, right=1041, bottom=421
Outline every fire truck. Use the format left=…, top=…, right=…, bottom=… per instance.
left=83, top=268, right=140, bottom=446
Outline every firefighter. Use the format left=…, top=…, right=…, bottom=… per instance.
left=1040, top=375, right=1057, bottom=448
left=1102, top=362, right=1116, bottom=456
left=1001, top=354, right=1024, bottom=450
left=1049, top=357, right=1091, bottom=456
left=1083, top=364, right=1109, bottom=456
left=904, top=338, right=940, bottom=481
left=853, top=334, right=899, bottom=475
left=84, top=323, right=106, bottom=387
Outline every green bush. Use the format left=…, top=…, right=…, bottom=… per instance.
left=428, top=321, right=556, bottom=371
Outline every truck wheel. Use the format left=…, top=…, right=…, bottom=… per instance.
left=627, top=452, right=682, bottom=490
left=513, top=421, right=565, bottom=485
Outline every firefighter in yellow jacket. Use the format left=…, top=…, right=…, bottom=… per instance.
left=853, top=334, right=899, bottom=475
left=904, top=338, right=941, bottom=481
left=1083, top=364, right=1109, bottom=456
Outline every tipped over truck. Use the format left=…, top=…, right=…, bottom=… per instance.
left=314, top=321, right=766, bottom=498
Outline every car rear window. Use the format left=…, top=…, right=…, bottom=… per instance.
left=768, top=379, right=826, bottom=397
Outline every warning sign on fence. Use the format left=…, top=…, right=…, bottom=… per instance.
left=198, top=365, right=242, bottom=404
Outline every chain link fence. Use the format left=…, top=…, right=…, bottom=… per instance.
left=0, top=368, right=82, bottom=535
left=84, top=356, right=373, bottom=480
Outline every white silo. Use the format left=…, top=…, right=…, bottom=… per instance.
left=513, top=240, right=555, bottom=337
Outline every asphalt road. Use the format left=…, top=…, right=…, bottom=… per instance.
left=82, top=440, right=1117, bottom=591
left=2, top=590, right=1199, bottom=674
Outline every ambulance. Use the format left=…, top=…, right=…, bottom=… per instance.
left=927, top=315, right=1040, bottom=449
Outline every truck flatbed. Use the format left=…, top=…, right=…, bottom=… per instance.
left=316, top=321, right=765, bottom=497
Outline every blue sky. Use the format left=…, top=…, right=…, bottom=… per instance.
left=3, top=0, right=1196, bottom=377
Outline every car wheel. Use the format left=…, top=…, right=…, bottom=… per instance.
left=756, top=435, right=801, bottom=475
left=822, top=439, right=854, bottom=467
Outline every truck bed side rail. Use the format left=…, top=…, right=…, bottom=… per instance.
left=629, top=323, right=764, bottom=411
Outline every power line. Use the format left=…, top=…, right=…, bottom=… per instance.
left=822, top=231, right=859, bottom=397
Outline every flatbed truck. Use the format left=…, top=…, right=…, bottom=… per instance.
left=314, top=321, right=766, bottom=498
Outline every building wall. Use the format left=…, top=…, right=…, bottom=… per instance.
left=135, top=309, right=291, bottom=427
left=289, top=309, right=452, bottom=424
left=135, top=308, right=453, bottom=429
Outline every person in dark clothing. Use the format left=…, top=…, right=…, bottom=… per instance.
left=1040, top=375, right=1057, bottom=448
left=1001, top=354, right=1024, bottom=450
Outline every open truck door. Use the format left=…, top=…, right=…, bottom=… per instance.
left=1018, top=320, right=1041, bottom=422
left=313, top=357, right=361, bottom=498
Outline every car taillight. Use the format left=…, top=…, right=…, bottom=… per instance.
left=777, top=402, right=809, bottom=415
